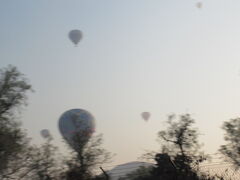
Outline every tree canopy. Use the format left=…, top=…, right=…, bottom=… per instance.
left=220, top=117, right=240, bottom=168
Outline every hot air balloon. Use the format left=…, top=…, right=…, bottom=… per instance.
left=196, top=2, right=202, bottom=9
left=141, top=112, right=150, bottom=122
left=59, top=109, right=95, bottom=149
left=68, top=29, right=83, bottom=46
left=40, top=129, right=50, bottom=138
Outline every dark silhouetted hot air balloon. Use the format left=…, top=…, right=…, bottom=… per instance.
left=141, top=112, right=150, bottom=122
left=40, top=129, right=50, bottom=138
left=196, top=2, right=202, bottom=9
left=68, top=29, right=83, bottom=46
left=59, top=109, right=95, bottom=149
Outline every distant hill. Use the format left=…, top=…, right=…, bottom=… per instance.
left=106, top=161, right=153, bottom=180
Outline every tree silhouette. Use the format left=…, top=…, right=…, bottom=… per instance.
left=139, top=114, right=212, bottom=180
left=27, top=136, right=62, bottom=180
left=0, top=65, right=32, bottom=178
left=64, top=133, right=112, bottom=180
left=157, top=114, right=206, bottom=171
left=220, top=117, right=240, bottom=168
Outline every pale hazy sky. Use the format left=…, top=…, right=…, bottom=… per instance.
left=1, top=0, right=240, bottom=166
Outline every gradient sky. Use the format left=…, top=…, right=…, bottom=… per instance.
left=1, top=0, right=240, bottom=166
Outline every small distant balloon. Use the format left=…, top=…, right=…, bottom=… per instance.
left=59, top=109, right=95, bottom=149
left=68, top=29, right=83, bottom=46
left=141, top=112, right=151, bottom=122
left=40, top=129, right=50, bottom=138
left=196, top=2, right=202, bottom=9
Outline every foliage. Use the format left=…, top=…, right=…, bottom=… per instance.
left=138, top=114, right=213, bottom=180
left=122, top=153, right=225, bottom=180
left=157, top=114, right=206, bottom=169
left=0, top=65, right=32, bottom=177
left=0, top=65, right=32, bottom=117
left=26, top=136, right=62, bottom=180
left=64, top=133, right=113, bottom=180
left=220, top=117, right=240, bottom=168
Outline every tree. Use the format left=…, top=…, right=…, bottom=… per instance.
left=26, top=135, right=62, bottom=180
left=158, top=114, right=206, bottom=169
left=0, top=65, right=32, bottom=117
left=158, top=114, right=203, bottom=157
left=0, top=65, right=32, bottom=178
left=219, top=117, right=240, bottom=168
left=64, top=133, right=113, bottom=180
left=136, top=114, right=224, bottom=180
left=140, top=114, right=208, bottom=180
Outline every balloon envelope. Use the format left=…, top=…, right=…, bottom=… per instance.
left=196, top=2, right=202, bottom=9
left=141, top=112, right=150, bottom=121
left=40, top=129, right=50, bottom=138
left=59, top=109, right=95, bottom=148
left=68, top=29, right=83, bottom=45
